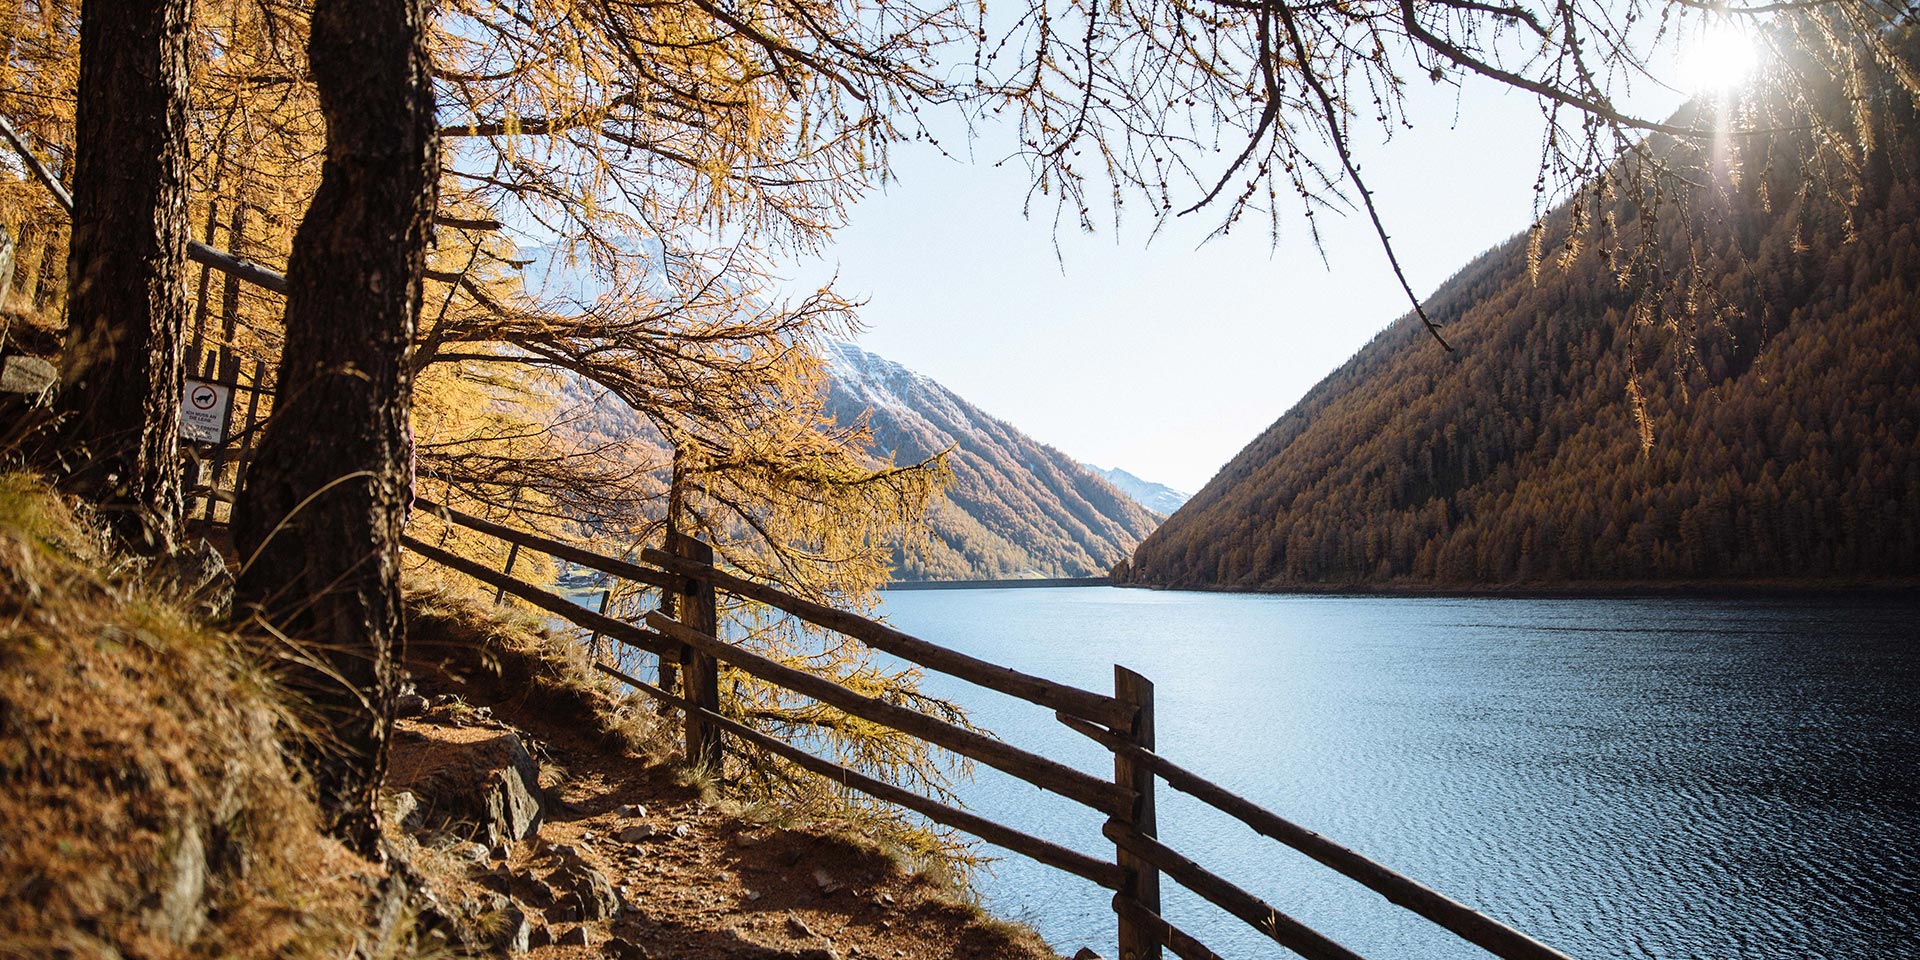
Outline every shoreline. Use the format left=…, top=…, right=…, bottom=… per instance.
left=1110, top=577, right=1920, bottom=600
left=881, top=576, right=1110, bottom=591
left=876, top=576, right=1920, bottom=599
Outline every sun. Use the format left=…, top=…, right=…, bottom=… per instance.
left=1676, top=22, right=1762, bottom=95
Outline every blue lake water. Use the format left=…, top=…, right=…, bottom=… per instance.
left=869, top=587, right=1920, bottom=960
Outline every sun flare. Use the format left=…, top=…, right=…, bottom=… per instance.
left=1677, top=23, right=1762, bottom=94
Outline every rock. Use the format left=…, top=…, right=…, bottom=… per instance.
left=520, top=875, right=558, bottom=907
left=0, top=354, right=55, bottom=396
left=670, top=822, right=693, bottom=839
left=786, top=915, right=816, bottom=939
left=527, top=924, right=554, bottom=948
left=878, top=892, right=895, bottom=906
left=395, top=692, right=430, bottom=717
left=453, top=841, right=490, bottom=863
left=357, top=863, right=420, bottom=960
left=618, top=824, right=656, bottom=842
left=399, top=731, right=545, bottom=847
left=386, top=790, right=419, bottom=826
left=490, top=843, right=509, bottom=861
left=495, top=902, right=531, bottom=955
left=812, top=867, right=838, bottom=894
left=793, top=949, right=839, bottom=960
left=616, top=803, right=649, bottom=818
left=145, top=822, right=207, bottom=946
left=483, top=737, right=546, bottom=843
left=744, top=889, right=762, bottom=902
left=558, top=925, right=592, bottom=947
left=608, top=936, right=650, bottom=960
left=556, top=858, right=623, bottom=920
left=1072, top=950, right=1106, bottom=960
left=151, top=539, right=233, bottom=620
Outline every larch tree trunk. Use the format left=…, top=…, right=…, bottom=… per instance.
left=58, top=0, right=193, bottom=554
left=232, top=0, right=437, bottom=855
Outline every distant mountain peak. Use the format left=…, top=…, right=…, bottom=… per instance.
left=822, top=340, right=1160, bottom=582
left=1082, top=464, right=1191, bottom=517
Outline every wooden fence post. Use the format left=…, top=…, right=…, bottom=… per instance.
left=1113, top=665, right=1162, bottom=960
left=231, top=358, right=264, bottom=495
left=672, top=531, right=723, bottom=775
left=493, top=543, right=520, bottom=604
left=585, top=585, right=614, bottom=662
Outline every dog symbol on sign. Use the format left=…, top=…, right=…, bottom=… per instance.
left=191, top=384, right=219, bottom=410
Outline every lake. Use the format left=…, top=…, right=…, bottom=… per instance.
left=869, top=587, right=1920, bottom=960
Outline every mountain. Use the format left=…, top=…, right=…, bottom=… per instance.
left=1084, top=464, right=1189, bottom=516
left=1126, top=82, right=1920, bottom=590
left=821, top=341, right=1159, bottom=581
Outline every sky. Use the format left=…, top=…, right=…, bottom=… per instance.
left=784, top=35, right=1723, bottom=493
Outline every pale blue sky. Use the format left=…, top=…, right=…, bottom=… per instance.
left=792, top=35, right=1722, bottom=493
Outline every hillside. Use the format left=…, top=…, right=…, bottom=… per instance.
left=0, top=472, right=1058, bottom=959
left=822, top=341, right=1160, bottom=581
left=1126, top=83, right=1920, bottom=590
left=1084, top=464, right=1188, bottom=515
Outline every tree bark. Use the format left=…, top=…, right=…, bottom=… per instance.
left=58, top=0, right=193, bottom=553
left=232, top=0, right=437, bottom=855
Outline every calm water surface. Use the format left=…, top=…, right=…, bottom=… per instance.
left=870, top=588, right=1920, bottom=960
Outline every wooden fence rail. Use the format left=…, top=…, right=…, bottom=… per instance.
left=407, top=508, right=1582, bottom=960
left=642, top=609, right=1132, bottom=816
left=589, top=659, right=1127, bottom=890
left=414, top=497, right=1126, bottom=728
left=1105, top=821, right=1367, bottom=960
left=415, top=498, right=683, bottom=593
left=1056, top=714, right=1578, bottom=960
left=637, top=541, right=1129, bottom=729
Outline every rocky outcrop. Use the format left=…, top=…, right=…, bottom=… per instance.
left=398, top=730, right=546, bottom=846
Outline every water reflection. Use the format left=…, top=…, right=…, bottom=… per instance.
left=874, top=590, right=1920, bottom=960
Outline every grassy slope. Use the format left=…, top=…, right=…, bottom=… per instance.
left=0, top=473, right=383, bottom=959
left=1, top=474, right=1062, bottom=958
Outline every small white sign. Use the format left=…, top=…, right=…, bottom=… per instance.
left=180, top=378, right=231, bottom=444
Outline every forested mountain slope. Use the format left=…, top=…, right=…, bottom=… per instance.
left=822, top=341, right=1159, bottom=581
left=1126, top=88, right=1920, bottom=590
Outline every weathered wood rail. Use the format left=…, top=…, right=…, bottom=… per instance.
left=407, top=497, right=1580, bottom=960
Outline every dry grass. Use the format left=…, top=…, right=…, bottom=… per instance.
left=0, top=472, right=401, bottom=960
left=400, top=579, right=1065, bottom=955
left=402, top=581, right=673, bottom=759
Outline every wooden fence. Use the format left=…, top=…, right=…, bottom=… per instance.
left=404, top=497, right=1578, bottom=960
left=6, top=107, right=1574, bottom=960
left=181, top=344, right=271, bottom=529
